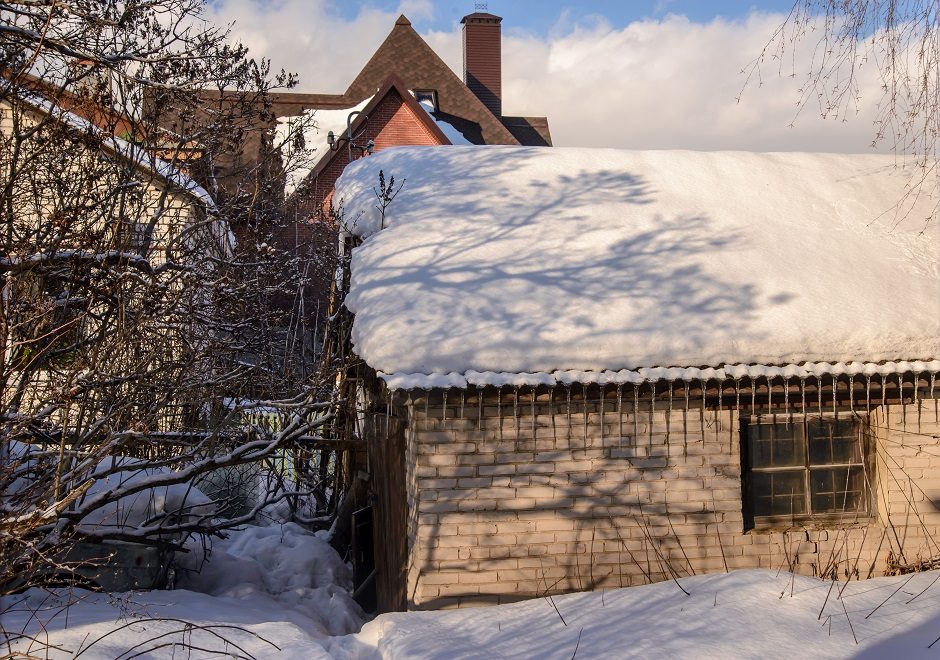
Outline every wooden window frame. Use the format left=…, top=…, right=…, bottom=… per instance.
left=741, top=412, right=875, bottom=531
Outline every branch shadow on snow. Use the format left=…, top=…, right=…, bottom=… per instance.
left=343, top=146, right=788, bottom=373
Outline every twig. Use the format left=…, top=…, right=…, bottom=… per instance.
left=570, top=627, right=583, bottom=659
left=865, top=574, right=914, bottom=619
left=818, top=578, right=836, bottom=620
left=842, top=600, right=858, bottom=645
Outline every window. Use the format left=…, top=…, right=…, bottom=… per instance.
left=743, top=415, right=872, bottom=528
left=414, top=90, right=438, bottom=111
left=116, top=219, right=151, bottom=250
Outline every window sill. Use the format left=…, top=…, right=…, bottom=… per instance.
left=747, top=514, right=874, bottom=533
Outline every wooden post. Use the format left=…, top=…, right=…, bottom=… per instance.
left=365, top=407, right=408, bottom=612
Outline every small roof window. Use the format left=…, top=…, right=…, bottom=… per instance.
left=414, top=90, right=438, bottom=112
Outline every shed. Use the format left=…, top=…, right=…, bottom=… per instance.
left=334, top=145, right=940, bottom=610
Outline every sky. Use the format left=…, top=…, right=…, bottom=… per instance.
left=203, top=1, right=888, bottom=153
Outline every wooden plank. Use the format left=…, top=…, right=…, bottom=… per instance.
left=366, top=410, right=407, bottom=612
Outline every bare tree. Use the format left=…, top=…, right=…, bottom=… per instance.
left=743, top=0, right=938, bottom=225
left=0, top=0, right=351, bottom=596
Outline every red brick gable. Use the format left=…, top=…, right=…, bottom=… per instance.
left=271, top=15, right=524, bottom=147
left=288, top=78, right=447, bottom=222
left=345, top=15, right=518, bottom=146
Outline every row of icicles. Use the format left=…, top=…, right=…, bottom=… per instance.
left=384, top=372, right=940, bottom=453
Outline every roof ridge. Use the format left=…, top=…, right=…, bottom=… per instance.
left=343, top=16, right=520, bottom=145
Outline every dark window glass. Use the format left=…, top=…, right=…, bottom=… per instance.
left=808, top=418, right=860, bottom=465
left=746, top=416, right=869, bottom=526
left=810, top=466, right=865, bottom=513
left=748, top=421, right=804, bottom=468
left=751, top=471, right=806, bottom=517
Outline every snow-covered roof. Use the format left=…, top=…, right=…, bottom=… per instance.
left=14, top=90, right=216, bottom=210
left=335, top=146, right=940, bottom=389
left=275, top=96, right=373, bottom=197
left=417, top=98, right=471, bottom=145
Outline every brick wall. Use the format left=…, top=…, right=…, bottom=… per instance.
left=402, top=384, right=940, bottom=609
left=291, top=89, right=444, bottom=224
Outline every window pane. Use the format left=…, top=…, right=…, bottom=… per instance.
left=810, top=466, right=865, bottom=513
left=752, top=470, right=806, bottom=517
left=809, top=418, right=860, bottom=465
left=748, top=422, right=804, bottom=468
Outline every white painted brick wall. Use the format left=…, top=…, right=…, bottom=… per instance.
left=403, top=390, right=940, bottom=609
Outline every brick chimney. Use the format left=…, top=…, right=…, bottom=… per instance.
left=461, top=12, right=502, bottom=117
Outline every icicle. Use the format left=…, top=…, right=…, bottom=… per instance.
left=497, top=386, right=504, bottom=442
left=716, top=377, right=723, bottom=445
left=770, top=376, right=777, bottom=426
left=634, top=384, right=640, bottom=446
left=583, top=383, right=590, bottom=449
left=513, top=386, right=520, bottom=444
left=386, top=390, right=392, bottom=441
left=424, top=389, right=430, bottom=430
left=530, top=386, right=537, bottom=435
left=751, top=377, right=757, bottom=413
left=683, top=380, right=690, bottom=457
left=460, top=390, right=466, bottom=421
left=932, top=372, right=938, bottom=424
left=700, top=378, right=707, bottom=440
left=565, top=383, right=571, bottom=428
left=617, top=384, right=624, bottom=448
left=442, top=389, right=448, bottom=427
left=550, top=387, right=557, bottom=441
left=800, top=378, right=807, bottom=420
left=899, top=373, right=906, bottom=432
left=848, top=375, right=855, bottom=417
left=666, top=381, right=672, bottom=450
left=407, top=390, right=415, bottom=442
left=732, top=379, right=740, bottom=449
left=599, top=383, right=606, bottom=446
left=883, top=375, right=890, bottom=432
left=865, top=375, right=871, bottom=414
left=833, top=376, right=838, bottom=422
left=817, top=376, right=823, bottom=420
left=785, top=376, right=792, bottom=426
left=649, top=380, right=656, bottom=451
left=478, top=387, right=484, bottom=432
left=915, top=372, right=922, bottom=434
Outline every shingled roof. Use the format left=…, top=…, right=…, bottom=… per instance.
left=270, top=14, right=550, bottom=147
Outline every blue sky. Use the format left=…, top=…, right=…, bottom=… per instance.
left=332, top=1, right=798, bottom=34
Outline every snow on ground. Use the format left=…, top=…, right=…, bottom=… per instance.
left=0, top=523, right=364, bottom=658
left=335, top=147, right=939, bottom=386
left=331, top=569, right=940, bottom=659
left=7, top=543, right=940, bottom=658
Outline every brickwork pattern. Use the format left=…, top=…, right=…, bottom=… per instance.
left=403, top=389, right=940, bottom=609
left=293, top=89, right=442, bottom=223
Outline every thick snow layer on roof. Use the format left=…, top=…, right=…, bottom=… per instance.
left=335, top=147, right=939, bottom=383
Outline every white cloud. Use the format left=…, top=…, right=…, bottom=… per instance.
left=204, top=1, right=888, bottom=153
left=396, top=0, right=435, bottom=22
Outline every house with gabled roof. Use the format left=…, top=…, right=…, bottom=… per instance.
left=332, top=145, right=940, bottom=611
left=210, top=11, right=554, bottom=356
left=273, top=11, right=551, bottom=226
